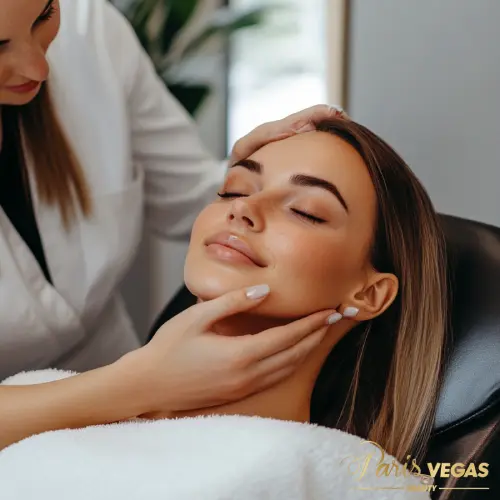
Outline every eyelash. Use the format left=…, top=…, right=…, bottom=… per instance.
left=0, top=5, right=55, bottom=51
left=217, top=192, right=326, bottom=224
left=36, top=5, right=56, bottom=24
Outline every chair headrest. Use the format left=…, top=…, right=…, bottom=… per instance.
left=435, top=215, right=500, bottom=433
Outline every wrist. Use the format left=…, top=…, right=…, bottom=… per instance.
left=110, top=350, right=154, bottom=417
left=115, top=345, right=179, bottom=415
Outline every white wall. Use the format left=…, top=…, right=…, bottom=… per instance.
left=346, top=0, right=500, bottom=226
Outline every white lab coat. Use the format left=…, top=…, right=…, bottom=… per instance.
left=0, top=0, right=226, bottom=379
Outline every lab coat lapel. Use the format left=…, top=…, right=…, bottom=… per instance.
left=23, top=138, right=89, bottom=324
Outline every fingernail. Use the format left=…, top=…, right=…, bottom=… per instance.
left=329, top=104, right=348, bottom=118
left=327, top=312, right=342, bottom=325
left=343, top=307, right=359, bottom=318
left=329, top=104, right=344, bottom=114
left=246, top=284, right=270, bottom=300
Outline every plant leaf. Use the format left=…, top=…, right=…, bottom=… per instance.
left=165, top=82, right=210, bottom=116
left=122, top=0, right=162, bottom=53
left=126, top=0, right=160, bottom=28
left=160, top=0, right=199, bottom=54
left=178, top=7, right=266, bottom=61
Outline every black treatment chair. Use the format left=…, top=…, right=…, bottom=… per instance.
left=147, top=214, right=500, bottom=500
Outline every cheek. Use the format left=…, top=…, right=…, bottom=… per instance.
left=184, top=207, right=364, bottom=318
left=40, top=23, right=60, bottom=52
left=189, top=205, right=218, bottom=246
left=38, top=11, right=61, bottom=52
left=265, top=225, right=357, bottom=315
left=0, top=62, right=11, bottom=85
left=184, top=205, right=233, bottom=297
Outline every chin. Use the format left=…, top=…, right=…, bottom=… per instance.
left=1, top=93, right=39, bottom=106
left=184, top=247, right=266, bottom=300
left=183, top=247, right=325, bottom=319
left=184, top=265, right=308, bottom=320
left=184, top=264, right=254, bottom=302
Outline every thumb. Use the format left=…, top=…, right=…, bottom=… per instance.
left=196, top=284, right=271, bottom=328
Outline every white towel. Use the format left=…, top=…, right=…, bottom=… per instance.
left=0, top=370, right=432, bottom=500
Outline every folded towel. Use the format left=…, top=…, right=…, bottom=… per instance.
left=0, top=370, right=431, bottom=500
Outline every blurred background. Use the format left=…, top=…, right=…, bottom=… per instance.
left=114, top=0, right=500, bottom=339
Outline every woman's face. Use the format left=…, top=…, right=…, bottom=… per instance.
left=0, top=0, right=60, bottom=106
left=185, top=131, right=379, bottom=318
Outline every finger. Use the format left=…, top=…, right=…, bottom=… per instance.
left=282, top=104, right=346, bottom=129
left=229, top=104, right=348, bottom=164
left=230, top=122, right=292, bottom=165
left=249, top=328, right=328, bottom=385
left=239, top=309, right=340, bottom=361
left=194, top=284, right=271, bottom=328
left=251, top=366, right=296, bottom=394
left=329, top=104, right=350, bottom=120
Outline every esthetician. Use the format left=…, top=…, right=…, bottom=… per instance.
left=0, top=0, right=344, bottom=449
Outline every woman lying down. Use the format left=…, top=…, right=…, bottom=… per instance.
left=0, top=118, right=446, bottom=499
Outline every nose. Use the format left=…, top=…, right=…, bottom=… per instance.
left=13, top=41, right=50, bottom=83
left=227, top=197, right=265, bottom=232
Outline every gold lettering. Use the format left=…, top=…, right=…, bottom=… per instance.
left=341, top=442, right=493, bottom=486
left=427, top=463, right=441, bottom=477
left=463, top=463, right=477, bottom=478
left=376, top=462, right=392, bottom=477
left=401, top=455, right=412, bottom=477
left=389, top=460, right=403, bottom=477
left=440, top=463, right=451, bottom=477
left=340, top=454, right=373, bottom=481
left=362, top=441, right=387, bottom=479
left=451, top=463, right=465, bottom=478
left=363, top=440, right=387, bottom=464
left=400, top=456, right=411, bottom=477
left=410, top=458, right=422, bottom=476
left=478, top=463, right=489, bottom=478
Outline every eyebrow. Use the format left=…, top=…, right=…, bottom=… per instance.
left=0, top=0, right=54, bottom=45
left=231, top=159, right=349, bottom=212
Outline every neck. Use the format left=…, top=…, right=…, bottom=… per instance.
left=168, top=309, right=347, bottom=423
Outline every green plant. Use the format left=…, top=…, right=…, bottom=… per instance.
left=112, top=0, right=266, bottom=116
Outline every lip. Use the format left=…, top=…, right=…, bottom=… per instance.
left=5, top=81, right=41, bottom=94
left=204, top=232, right=266, bottom=268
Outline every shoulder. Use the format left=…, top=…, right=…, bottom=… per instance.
left=54, top=0, right=141, bottom=92
left=57, top=0, right=127, bottom=39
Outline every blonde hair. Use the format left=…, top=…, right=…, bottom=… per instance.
left=312, top=119, right=448, bottom=464
left=3, top=83, right=91, bottom=227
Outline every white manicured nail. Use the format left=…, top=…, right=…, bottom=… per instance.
left=246, top=284, right=270, bottom=300
left=327, top=312, right=342, bottom=325
left=343, top=307, right=359, bottom=318
left=329, top=104, right=348, bottom=118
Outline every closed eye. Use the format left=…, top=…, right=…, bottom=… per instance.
left=35, top=1, right=56, bottom=25
left=291, top=209, right=326, bottom=224
left=217, top=192, right=247, bottom=198
left=0, top=1, right=56, bottom=47
left=218, top=193, right=326, bottom=224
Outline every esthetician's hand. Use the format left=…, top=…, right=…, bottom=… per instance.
left=128, top=285, right=341, bottom=415
left=229, top=104, right=349, bottom=165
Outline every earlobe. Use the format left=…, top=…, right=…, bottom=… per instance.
left=343, top=273, right=399, bottom=321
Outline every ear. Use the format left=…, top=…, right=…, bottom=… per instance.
left=342, top=272, right=399, bottom=321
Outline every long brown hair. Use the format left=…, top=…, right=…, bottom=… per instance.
left=2, top=83, right=91, bottom=227
left=311, top=118, right=449, bottom=464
